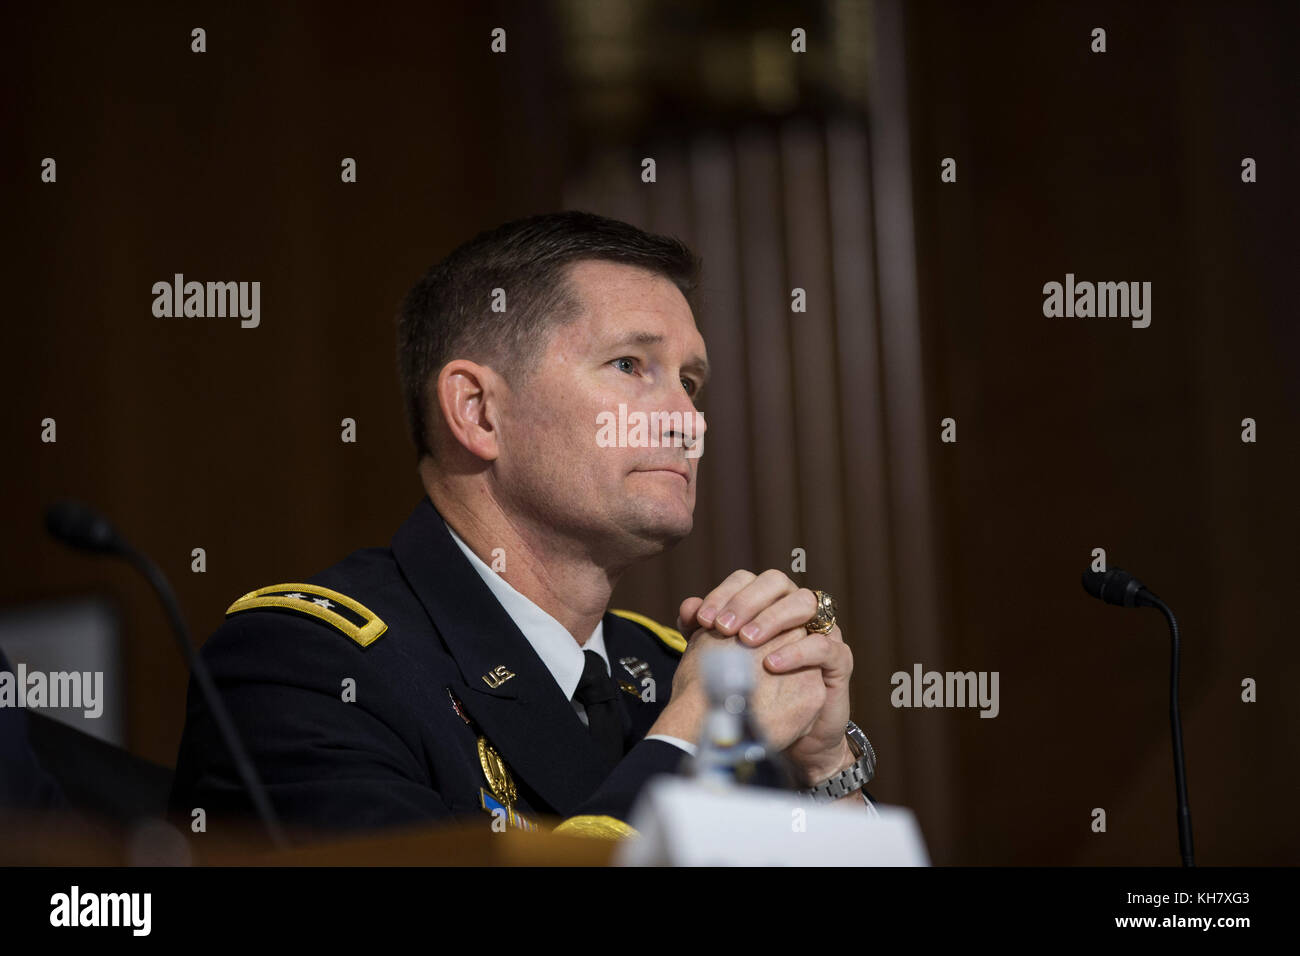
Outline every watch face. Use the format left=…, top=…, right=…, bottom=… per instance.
left=846, top=721, right=876, bottom=776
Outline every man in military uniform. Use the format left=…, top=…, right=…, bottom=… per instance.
left=170, top=211, right=871, bottom=842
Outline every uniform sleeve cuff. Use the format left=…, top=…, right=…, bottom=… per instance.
left=645, top=733, right=697, bottom=757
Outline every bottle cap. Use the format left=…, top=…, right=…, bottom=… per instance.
left=701, top=645, right=754, bottom=700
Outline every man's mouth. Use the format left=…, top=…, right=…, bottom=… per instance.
left=636, top=467, right=689, bottom=483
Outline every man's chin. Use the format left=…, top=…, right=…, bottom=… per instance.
left=623, top=505, right=694, bottom=552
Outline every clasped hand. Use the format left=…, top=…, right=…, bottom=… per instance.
left=668, top=569, right=855, bottom=787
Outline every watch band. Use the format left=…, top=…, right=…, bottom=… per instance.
left=799, top=720, right=877, bottom=803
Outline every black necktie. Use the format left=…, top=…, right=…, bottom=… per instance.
left=574, top=650, right=624, bottom=770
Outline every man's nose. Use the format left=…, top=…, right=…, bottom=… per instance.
left=657, top=386, right=706, bottom=449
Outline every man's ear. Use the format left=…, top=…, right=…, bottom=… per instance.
left=434, top=360, right=502, bottom=462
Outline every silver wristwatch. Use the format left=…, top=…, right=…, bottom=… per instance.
left=799, top=720, right=877, bottom=803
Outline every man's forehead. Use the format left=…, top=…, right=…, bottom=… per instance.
left=566, top=260, right=688, bottom=314
left=563, top=260, right=707, bottom=354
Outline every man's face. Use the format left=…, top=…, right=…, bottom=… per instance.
left=493, top=260, right=709, bottom=566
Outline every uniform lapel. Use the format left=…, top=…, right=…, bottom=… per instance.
left=391, top=497, right=611, bottom=816
left=603, top=613, right=670, bottom=745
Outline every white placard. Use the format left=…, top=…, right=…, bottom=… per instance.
left=617, top=777, right=931, bottom=866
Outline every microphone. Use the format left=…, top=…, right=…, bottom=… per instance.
left=45, top=499, right=286, bottom=848
left=1081, top=567, right=1160, bottom=609
left=1081, top=564, right=1193, bottom=866
left=45, top=500, right=123, bottom=554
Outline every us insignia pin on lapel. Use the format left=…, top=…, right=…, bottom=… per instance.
left=481, top=665, right=515, bottom=689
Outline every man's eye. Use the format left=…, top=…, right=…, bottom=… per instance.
left=611, top=358, right=697, bottom=397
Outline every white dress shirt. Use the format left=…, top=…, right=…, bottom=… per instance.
left=443, top=519, right=695, bottom=757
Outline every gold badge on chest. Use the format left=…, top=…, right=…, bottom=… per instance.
left=477, top=736, right=518, bottom=808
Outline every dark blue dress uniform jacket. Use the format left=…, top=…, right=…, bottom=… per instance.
left=168, top=496, right=689, bottom=838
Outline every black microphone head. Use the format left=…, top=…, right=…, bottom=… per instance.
left=1081, top=566, right=1153, bottom=608
left=45, top=500, right=123, bottom=554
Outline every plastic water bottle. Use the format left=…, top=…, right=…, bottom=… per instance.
left=688, top=646, right=792, bottom=790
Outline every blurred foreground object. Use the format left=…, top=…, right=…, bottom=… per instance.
left=619, top=776, right=928, bottom=866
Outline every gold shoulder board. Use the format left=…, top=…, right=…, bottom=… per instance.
left=553, top=814, right=640, bottom=840
left=225, top=583, right=387, bottom=647
left=609, top=608, right=686, bottom=654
